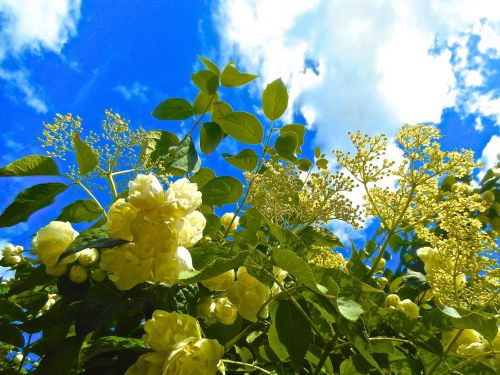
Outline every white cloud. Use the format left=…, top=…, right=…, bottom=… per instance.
left=0, top=0, right=81, bottom=111
left=214, top=0, right=500, bottom=151
left=115, top=82, right=149, bottom=102
left=478, top=134, right=500, bottom=179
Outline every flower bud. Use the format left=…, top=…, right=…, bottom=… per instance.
left=197, top=296, right=215, bottom=320
left=13, top=352, right=23, bottom=364
left=2, top=243, right=23, bottom=257
left=91, top=269, right=107, bottom=282
left=46, top=263, right=69, bottom=276
left=214, top=297, right=238, bottom=325
left=69, top=264, right=88, bottom=284
left=397, top=299, right=419, bottom=319
left=371, top=257, right=386, bottom=271
left=4, top=255, right=22, bottom=265
left=385, top=294, right=400, bottom=308
left=163, top=338, right=224, bottom=375
left=201, top=270, right=235, bottom=291
left=77, top=248, right=99, bottom=266
left=221, top=212, right=239, bottom=233
left=128, top=174, right=165, bottom=209
left=378, top=277, right=388, bottom=289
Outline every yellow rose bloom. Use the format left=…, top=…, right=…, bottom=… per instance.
left=396, top=299, right=420, bottom=319
left=227, top=278, right=271, bottom=322
left=163, top=178, right=202, bottom=218
left=128, top=174, right=166, bottom=209
left=32, top=221, right=79, bottom=267
left=153, top=246, right=194, bottom=286
left=214, top=297, right=238, bottom=325
left=177, top=211, right=206, bottom=248
left=105, top=198, right=138, bottom=241
left=77, top=248, right=99, bottom=266
left=163, top=338, right=224, bottom=375
left=201, top=270, right=235, bottom=291
left=130, top=210, right=178, bottom=255
left=221, top=212, right=239, bottom=233
left=142, top=310, right=202, bottom=353
left=125, top=352, right=166, bottom=375
left=69, top=264, right=88, bottom=284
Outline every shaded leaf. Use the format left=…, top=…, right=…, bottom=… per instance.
left=337, top=297, right=364, bottom=322
left=192, top=168, right=216, bottom=189
left=280, top=124, right=306, bottom=147
left=275, top=133, right=297, bottom=158
left=299, top=226, right=343, bottom=249
left=193, top=92, right=219, bottom=115
left=83, top=336, right=150, bottom=363
left=200, top=176, right=243, bottom=206
left=140, top=130, right=179, bottom=168
left=211, top=101, right=233, bottom=121
left=0, top=183, right=68, bottom=228
left=272, top=248, right=320, bottom=293
left=218, top=112, right=263, bottom=144
left=56, top=199, right=102, bottom=223
left=200, top=122, right=224, bottom=155
left=38, top=336, right=83, bottom=375
left=153, top=98, right=194, bottom=120
left=179, top=251, right=248, bottom=284
left=191, top=70, right=219, bottom=94
left=0, top=322, right=24, bottom=347
left=222, top=149, right=258, bottom=171
left=0, top=154, right=59, bottom=177
left=167, top=135, right=200, bottom=173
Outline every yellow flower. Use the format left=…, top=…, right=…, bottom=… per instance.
left=197, top=296, right=215, bottom=320
left=105, top=198, right=138, bottom=241
left=128, top=174, right=166, bottom=209
left=416, top=247, right=444, bottom=274
left=2, top=243, right=23, bottom=257
left=130, top=209, right=178, bottom=255
left=201, top=270, right=235, bottom=291
left=221, top=212, right=239, bottom=233
left=32, top=221, right=79, bottom=268
left=77, top=248, right=99, bottom=266
left=91, top=269, right=107, bottom=282
left=227, top=272, right=271, bottom=323
left=163, top=338, right=224, bottom=375
left=153, top=246, right=194, bottom=286
left=385, top=294, right=400, bottom=308
left=443, top=329, right=484, bottom=355
left=396, top=299, right=419, bottom=319
left=46, top=263, right=69, bottom=276
left=124, top=352, right=166, bottom=375
left=163, top=178, right=202, bottom=218
left=142, top=310, right=202, bottom=353
left=69, top=264, right=88, bottom=284
left=177, top=211, right=206, bottom=247
left=214, top=297, right=238, bottom=325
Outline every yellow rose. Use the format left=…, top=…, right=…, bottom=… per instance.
left=100, top=243, right=154, bottom=290
left=221, top=212, right=239, bottom=233
left=163, top=178, right=202, bottom=218
left=142, top=310, right=202, bottom=352
left=153, top=246, right=194, bottom=286
left=385, top=294, right=401, bottom=308
left=4, top=255, right=22, bottom=265
left=214, top=297, right=238, bottom=325
left=125, top=352, right=166, bottom=375
left=32, top=221, right=79, bottom=267
left=128, top=174, right=166, bottom=209
left=77, top=248, right=99, bottom=266
left=177, top=211, right=206, bottom=247
left=443, top=329, right=484, bottom=354
left=201, top=270, right=235, bottom=291
left=105, top=198, right=138, bottom=241
left=236, top=267, right=260, bottom=288
left=197, top=296, right=215, bottom=320
left=130, top=210, right=178, bottom=255
left=2, top=243, right=22, bottom=257
left=69, top=264, right=88, bottom=284
left=396, top=299, right=420, bottom=319
left=46, top=263, right=69, bottom=276
left=163, top=338, right=224, bottom=375
left=416, top=247, right=445, bottom=274
left=227, top=279, right=271, bottom=322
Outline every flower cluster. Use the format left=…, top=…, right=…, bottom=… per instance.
left=308, top=246, right=346, bottom=270
left=100, top=174, right=206, bottom=290
left=126, top=310, right=223, bottom=375
left=1, top=243, right=24, bottom=266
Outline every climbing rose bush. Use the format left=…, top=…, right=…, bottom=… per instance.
left=0, top=58, right=498, bottom=375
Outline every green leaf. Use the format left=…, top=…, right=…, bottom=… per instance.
left=0, top=300, right=25, bottom=322
left=192, top=168, right=216, bottom=189
left=217, top=112, right=263, bottom=144
left=74, top=132, right=98, bottom=175
left=200, top=122, right=224, bottom=155
left=178, top=251, right=248, bottom=284
left=269, top=299, right=311, bottom=371
left=200, top=176, right=243, bottom=206
left=336, top=297, right=364, bottom=321
left=56, top=199, right=102, bottom=223
left=220, top=63, right=257, bottom=87
left=0, top=154, right=60, bottom=176
left=38, top=336, right=83, bottom=375
left=0, top=322, right=24, bottom=347
left=167, top=135, right=200, bottom=173
left=340, top=320, right=383, bottom=372
left=298, top=158, right=312, bottom=172
left=271, top=248, right=320, bottom=293
left=152, top=98, right=194, bottom=120
left=281, top=124, right=306, bottom=147
left=262, top=78, right=288, bottom=121
left=211, top=101, right=233, bottom=121
left=140, top=129, right=179, bottom=168
left=299, top=226, right=343, bottom=249
left=59, top=228, right=128, bottom=263
left=83, top=336, right=150, bottom=363
left=222, top=149, right=258, bottom=171
left=191, top=70, right=219, bottom=94
left=193, top=92, right=219, bottom=115
left=203, top=213, right=221, bottom=237
left=7, top=266, right=55, bottom=296
left=275, top=133, right=297, bottom=158
left=198, top=55, right=220, bottom=76
left=0, top=183, right=68, bottom=228
left=259, top=212, right=307, bottom=256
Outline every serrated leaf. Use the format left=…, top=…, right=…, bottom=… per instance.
left=337, top=297, right=364, bottom=321
left=179, top=251, right=248, bottom=284
left=200, top=176, right=243, bottom=206
left=192, top=70, right=219, bottom=94
left=275, top=133, right=297, bottom=158
left=74, top=132, right=98, bottom=175
left=58, top=228, right=128, bottom=263
left=271, top=248, right=320, bottom=293
left=198, top=55, right=220, bottom=76
left=0, top=183, right=68, bottom=228
left=223, top=149, right=258, bottom=171
left=220, top=63, right=257, bottom=87
left=200, top=122, right=224, bottom=155
left=0, top=154, right=60, bottom=176
left=167, top=135, right=200, bottom=173
left=152, top=98, right=194, bottom=120
left=217, top=112, right=263, bottom=144
left=262, top=78, right=288, bottom=121
left=140, top=129, right=179, bottom=168
left=269, top=299, right=311, bottom=371
left=56, top=199, right=102, bottom=223
left=192, top=168, right=216, bottom=189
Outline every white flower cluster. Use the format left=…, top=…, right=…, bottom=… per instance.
left=101, top=174, right=205, bottom=290
left=1, top=243, right=24, bottom=266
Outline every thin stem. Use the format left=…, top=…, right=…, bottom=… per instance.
left=428, top=328, right=464, bottom=375
left=111, top=168, right=136, bottom=176
left=17, top=333, right=32, bottom=374
left=450, top=350, right=497, bottom=372
left=314, top=330, right=340, bottom=375
left=65, top=175, right=107, bottom=218
left=222, top=359, right=272, bottom=375
left=188, top=95, right=215, bottom=135
left=107, top=173, right=118, bottom=197
left=224, top=323, right=258, bottom=351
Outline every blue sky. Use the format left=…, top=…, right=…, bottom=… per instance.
left=0, top=0, right=499, bottom=262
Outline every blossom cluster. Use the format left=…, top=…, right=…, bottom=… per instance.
left=101, top=174, right=206, bottom=290
left=125, top=310, right=223, bottom=375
